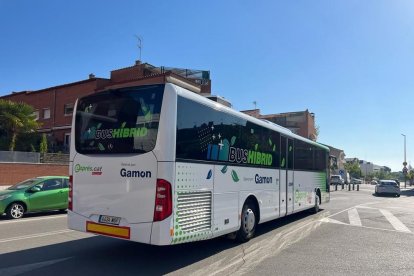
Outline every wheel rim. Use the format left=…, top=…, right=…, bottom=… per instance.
left=243, top=208, right=255, bottom=233
left=11, top=204, right=24, bottom=218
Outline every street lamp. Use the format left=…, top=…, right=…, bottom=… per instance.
left=401, top=134, right=407, bottom=188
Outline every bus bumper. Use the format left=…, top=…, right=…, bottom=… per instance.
left=68, top=210, right=155, bottom=244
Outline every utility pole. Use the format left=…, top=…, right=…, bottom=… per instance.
left=402, top=134, right=407, bottom=188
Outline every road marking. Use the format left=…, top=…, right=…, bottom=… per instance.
left=320, top=217, right=347, bottom=225
left=348, top=208, right=362, bottom=226
left=320, top=218, right=414, bottom=235
left=0, top=214, right=66, bottom=225
left=204, top=215, right=326, bottom=276
left=0, top=229, right=73, bottom=243
left=0, top=257, right=71, bottom=276
left=379, top=209, right=411, bottom=233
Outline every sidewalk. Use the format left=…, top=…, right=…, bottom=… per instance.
left=0, top=186, right=10, bottom=191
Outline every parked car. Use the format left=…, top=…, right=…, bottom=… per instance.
left=330, top=175, right=344, bottom=185
left=351, top=178, right=363, bottom=184
left=0, top=176, right=69, bottom=219
left=371, top=180, right=378, bottom=185
left=375, top=180, right=400, bottom=197
left=393, top=179, right=400, bottom=187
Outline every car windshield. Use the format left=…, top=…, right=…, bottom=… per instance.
left=7, top=178, right=39, bottom=190
left=380, top=182, right=397, bottom=186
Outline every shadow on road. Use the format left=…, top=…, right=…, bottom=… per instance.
left=0, top=210, right=66, bottom=221
left=0, top=210, right=318, bottom=275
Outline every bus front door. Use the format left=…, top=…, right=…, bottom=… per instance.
left=280, top=136, right=287, bottom=217
left=287, top=138, right=294, bottom=214
left=280, top=136, right=294, bottom=216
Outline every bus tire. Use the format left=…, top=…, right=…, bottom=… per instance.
left=237, top=200, right=257, bottom=242
left=311, top=194, right=320, bottom=214
left=6, top=202, right=26, bottom=219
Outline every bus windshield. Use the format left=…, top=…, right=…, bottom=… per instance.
left=75, top=85, right=164, bottom=154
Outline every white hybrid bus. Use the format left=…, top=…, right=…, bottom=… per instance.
left=68, top=82, right=330, bottom=245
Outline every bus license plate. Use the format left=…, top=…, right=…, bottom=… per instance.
left=99, top=215, right=121, bottom=225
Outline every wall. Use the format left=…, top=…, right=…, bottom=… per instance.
left=0, top=163, right=69, bottom=186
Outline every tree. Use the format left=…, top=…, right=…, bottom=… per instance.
left=344, top=161, right=361, bottom=178
left=39, top=133, right=48, bottom=153
left=0, top=100, right=40, bottom=151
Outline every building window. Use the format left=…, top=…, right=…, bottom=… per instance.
left=64, top=133, right=71, bottom=152
left=64, top=103, right=74, bottom=116
left=33, top=111, right=39, bottom=120
left=43, top=108, right=51, bottom=119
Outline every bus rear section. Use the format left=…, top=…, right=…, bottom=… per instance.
left=68, top=84, right=176, bottom=245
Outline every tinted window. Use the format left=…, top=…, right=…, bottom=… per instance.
left=41, top=179, right=63, bottom=191
left=176, top=97, right=280, bottom=168
left=62, top=178, right=69, bottom=188
left=287, top=139, right=294, bottom=169
left=75, top=85, right=164, bottom=154
left=294, top=139, right=327, bottom=171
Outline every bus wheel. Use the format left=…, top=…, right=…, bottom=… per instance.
left=311, top=194, right=320, bottom=214
left=237, top=200, right=257, bottom=242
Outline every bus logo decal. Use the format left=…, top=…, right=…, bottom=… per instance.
left=255, top=174, right=272, bottom=184
left=120, top=168, right=152, bottom=178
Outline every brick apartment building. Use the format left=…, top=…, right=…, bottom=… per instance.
left=241, top=109, right=317, bottom=141
left=0, top=61, right=211, bottom=152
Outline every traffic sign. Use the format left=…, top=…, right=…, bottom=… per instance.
left=403, top=162, right=407, bottom=166
left=403, top=167, right=408, bottom=174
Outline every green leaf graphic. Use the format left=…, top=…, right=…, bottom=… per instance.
left=281, top=158, right=285, bottom=167
left=231, top=136, right=236, bottom=146
left=289, top=146, right=292, bottom=152
left=231, top=170, right=240, bottom=182
left=121, top=122, right=126, bottom=128
left=97, top=123, right=102, bottom=129
left=144, top=111, right=152, bottom=121
left=268, top=138, right=272, bottom=146
left=221, top=165, right=228, bottom=174
left=273, top=145, right=276, bottom=152
left=98, top=143, right=105, bottom=151
left=255, top=144, right=258, bottom=151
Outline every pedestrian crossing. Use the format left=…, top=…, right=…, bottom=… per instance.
left=320, top=205, right=414, bottom=234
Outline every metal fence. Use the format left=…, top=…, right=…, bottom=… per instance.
left=0, top=151, right=40, bottom=163
left=0, top=151, right=69, bottom=164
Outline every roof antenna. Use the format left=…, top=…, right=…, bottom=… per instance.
left=253, top=101, right=257, bottom=109
left=135, top=35, right=143, bottom=62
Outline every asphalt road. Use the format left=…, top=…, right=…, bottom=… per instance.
left=1, top=184, right=414, bottom=276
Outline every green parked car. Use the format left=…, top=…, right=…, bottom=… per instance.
left=0, top=176, right=69, bottom=219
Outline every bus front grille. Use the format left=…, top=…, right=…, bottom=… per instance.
left=176, top=191, right=212, bottom=232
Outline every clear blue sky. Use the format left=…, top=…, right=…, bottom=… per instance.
left=1, top=0, right=413, bottom=171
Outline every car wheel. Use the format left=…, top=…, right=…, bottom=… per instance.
left=6, top=202, right=25, bottom=219
left=237, top=200, right=257, bottom=242
left=397, top=194, right=400, bottom=197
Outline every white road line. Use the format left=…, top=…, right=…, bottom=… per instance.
left=0, top=229, right=73, bottom=243
left=379, top=209, right=411, bottom=233
left=0, top=214, right=66, bottom=225
left=320, top=218, right=414, bottom=235
left=348, top=208, right=362, bottom=226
